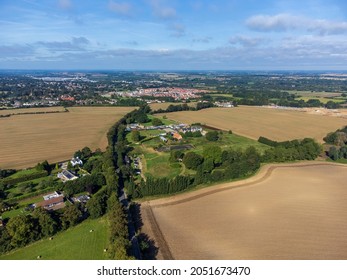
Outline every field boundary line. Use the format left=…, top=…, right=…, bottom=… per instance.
left=142, top=202, right=173, bottom=260
left=150, top=161, right=347, bottom=209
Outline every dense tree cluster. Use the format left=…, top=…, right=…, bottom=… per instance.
left=205, top=131, right=219, bottom=141
left=127, top=176, right=193, bottom=198
left=152, top=102, right=215, bottom=114
left=0, top=169, right=16, bottom=179
left=63, top=173, right=106, bottom=196
left=106, top=195, right=133, bottom=259
left=327, top=146, right=347, bottom=161
left=323, top=126, right=347, bottom=146
left=259, top=137, right=322, bottom=162
left=324, top=126, right=347, bottom=161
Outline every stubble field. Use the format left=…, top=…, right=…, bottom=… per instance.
left=159, top=106, right=347, bottom=142
left=144, top=163, right=347, bottom=260
left=0, top=106, right=135, bottom=169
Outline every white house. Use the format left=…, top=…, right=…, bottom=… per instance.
left=71, top=157, right=83, bottom=166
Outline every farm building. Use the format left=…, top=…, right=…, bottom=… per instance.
left=172, top=132, right=183, bottom=140
left=57, top=170, right=78, bottom=182
left=160, top=136, right=168, bottom=142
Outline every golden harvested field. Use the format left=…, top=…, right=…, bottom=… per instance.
left=1, top=106, right=66, bottom=115
left=143, top=162, right=347, bottom=260
left=149, top=102, right=197, bottom=111
left=160, top=106, right=347, bottom=142
left=0, top=106, right=135, bottom=169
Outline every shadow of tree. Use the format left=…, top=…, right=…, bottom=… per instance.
left=129, top=202, right=158, bottom=260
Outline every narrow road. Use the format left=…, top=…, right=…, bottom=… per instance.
left=119, top=188, right=142, bottom=259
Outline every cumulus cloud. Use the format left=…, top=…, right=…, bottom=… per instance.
left=229, top=35, right=265, bottom=47
left=58, top=0, right=72, bottom=10
left=36, top=37, right=90, bottom=51
left=246, top=14, right=347, bottom=35
left=0, top=44, right=34, bottom=59
left=149, top=0, right=176, bottom=20
left=193, top=36, right=212, bottom=43
left=108, top=1, right=132, bottom=16
left=3, top=35, right=347, bottom=69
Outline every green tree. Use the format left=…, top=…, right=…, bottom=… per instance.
left=152, top=118, right=163, bottom=126
left=131, top=130, right=141, bottom=142
left=202, top=158, right=214, bottom=173
left=0, top=227, right=13, bottom=254
left=183, top=152, right=204, bottom=170
left=61, top=204, right=82, bottom=229
left=81, top=146, right=93, bottom=161
left=86, top=192, right=107, bottom=219
left=32, top=208, right=57, bottom=237
left=6, top=215, right=37, bottom=247
left=169, top=150, right=184, bottom=162
left=203, top=145, right=222, bottom=164
left=206, top=131, right=219, bottom=141
left=328, top=146, right=339, bottom=160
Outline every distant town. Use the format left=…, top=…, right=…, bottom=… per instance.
left=1, top=71, right=347, bottom=110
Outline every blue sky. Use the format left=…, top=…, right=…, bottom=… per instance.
left=1, top=0, right=347, bottom=70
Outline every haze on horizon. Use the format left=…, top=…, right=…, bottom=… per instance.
left=1, top=0, right=347, bottom=70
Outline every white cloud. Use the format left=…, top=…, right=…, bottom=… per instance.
left=58, top=0, right=72, bottom=10
left=246, top=14, right=347, bottom=35
left=149, top=0, right=176, bottom=20
left=193, top=36, right=212, bottom=43
left=108, top=1, right=132, bottom=16
left=229, top=35, right=265, bottom=47
left=36, top=37, right=90, bottom=51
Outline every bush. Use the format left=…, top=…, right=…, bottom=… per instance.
left=183, top=152, right=204, bottom=170
left=206, top=131, right=219, bottom=141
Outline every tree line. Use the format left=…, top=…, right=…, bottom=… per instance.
left=151, top=101, right=215, bottom=114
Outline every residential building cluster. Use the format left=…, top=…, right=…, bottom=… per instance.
left=118, top=87, right=206, bottom=100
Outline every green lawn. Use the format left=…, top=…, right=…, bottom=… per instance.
left=5, top=168, right=41, bottom=179
left=2, top=196, right=50, bottom=219
left=189, top=132, right=269, bottom=155
left=144, top=152, right=181, bottom=179
left=0, top=217, right=109, bottom=260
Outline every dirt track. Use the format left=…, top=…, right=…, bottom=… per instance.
left=141, top=162, right=347, bottom=260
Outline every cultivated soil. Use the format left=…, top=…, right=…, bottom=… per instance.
left=160, top=106, right=347, bottom=142
left=0, top=106, right=135, bottom=169
left=141, top=162, right=347, bottom=260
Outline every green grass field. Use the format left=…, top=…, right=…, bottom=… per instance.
left=5, top=168, right=42, bottom=179
left=144, top=152, right=181, bottom=179
left=190, top=132, right=269, bottom=155
left=126, top=114, right=269, bottom=180
left=0, top=217, right=109, bottom=260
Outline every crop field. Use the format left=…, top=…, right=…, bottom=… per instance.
left=159, top=106, right=347, bottom=142
left=144, top=163, right=347, bottom=259
left=0, top=106, right=135, bottom=169
left=0, top=106, right=67, bottom=115
left=0, top=217, right=109, bottom=260
left=149, top=102, right=197, bottom=111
